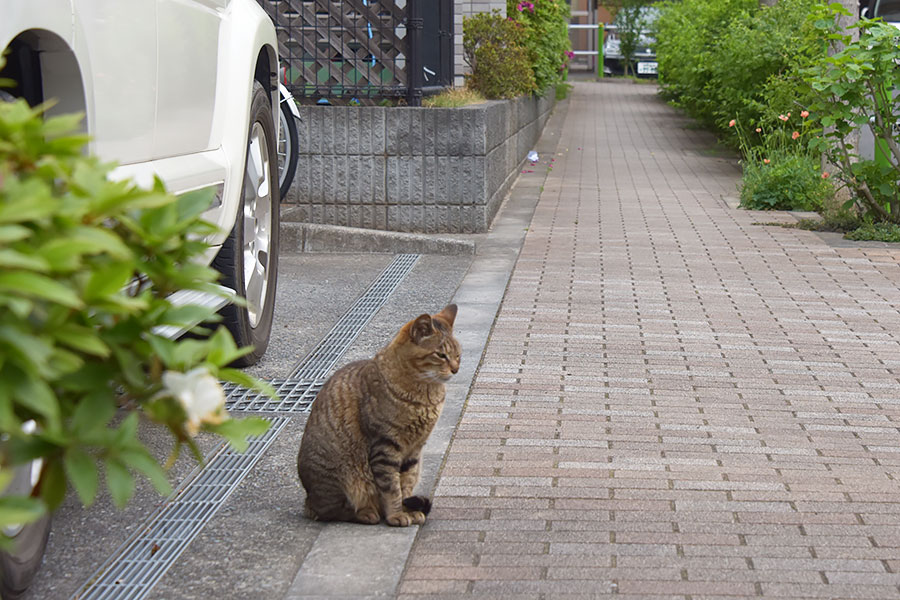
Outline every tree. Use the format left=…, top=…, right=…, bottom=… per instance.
left=614, top=0, right=651, bottom=77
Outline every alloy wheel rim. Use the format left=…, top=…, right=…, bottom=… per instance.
left=242, top=121, right=272, bottom=329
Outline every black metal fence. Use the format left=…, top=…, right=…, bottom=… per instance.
left=257, top=0, right=453, bottom=105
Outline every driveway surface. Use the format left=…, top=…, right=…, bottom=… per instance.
left=24, top=80, right=900, bottom=599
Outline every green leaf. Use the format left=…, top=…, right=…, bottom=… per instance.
left=0, top=181, right=57, bottom=224
left=176, top=188, right=217, bottom=221
left=64, top=448, right=99, bottom=506
left=0, top=271, right=83, bottom=308
left=41, top=112, right=84, bottom=138
left=113, top=413, right=140, bottom=448
left=111, top=344, right=147, bottom=388
left=161, top=305, right=219, bottom=330
left=0, top=495, right=46, bottom=530
left=0, top=249, right=50, bottom=272
left=11, top=374, right=61, bottom=428
left=70, top=390, right=117, bottom=436
left=207, top=418, right=271, bottom=453
left=119, top=448, right=172, bottom=496
left=205, top=328, right=253, bottom=367
left=0, top=324, right=54, bottom=376
left=68, top=226, right=132, bottom=260
left=41, top=459, right=67, bottom=510
left=218, top=368, right=277, bottom=400
left=0, top=225, right=32, bottom=243
left=105, top=459, right=135, bottom=509
left=146, top=335, right=177, bottom=367
left=83, top=263, right=134, bottom=301
left=53, top=323, right=110, bottom=358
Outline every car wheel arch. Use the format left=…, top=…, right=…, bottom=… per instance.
left=1, top=30, right=88, bottom=128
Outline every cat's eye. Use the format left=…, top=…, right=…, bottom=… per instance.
left=436, top=352, right=448, bottom=360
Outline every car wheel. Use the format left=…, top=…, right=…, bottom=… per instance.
left=277, top=89, right=299, bottom=200
left=0, top=436, right=49, bottom=600
left=1, top=85, right=52, bottom=598
left=212, top=80, right=280, bottom=367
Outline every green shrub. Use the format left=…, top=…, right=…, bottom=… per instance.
left=507, top=0, right=572, bottom=92
left=463, top=11, right=535, bottom=99
left=655, top=0, right=756, bottom=117
left=656, top=0, right=822, bottom=144
left=0, top=94, right=271, bottom=533
left=803, top=4, right=900, bottom=224
left=739, top=151, right=832, bottom=211
left=844, top=221, right=900, bottom=243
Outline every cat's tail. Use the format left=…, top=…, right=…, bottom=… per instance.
left=402, top=495, right=432, bottom=516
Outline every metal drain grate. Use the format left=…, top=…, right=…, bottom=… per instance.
left=289, top=253, right=419, bottom=381
left=226, top=253, right=420, bottom=413
left=73, top=254, right=420, bottom=599
left=225, top=378, right=322, bottom=412
left=73, top=417, right=290, bottom=600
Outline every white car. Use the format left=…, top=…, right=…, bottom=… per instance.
left=1, top=0, right=280, bottom=595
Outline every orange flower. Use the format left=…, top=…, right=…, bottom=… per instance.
left=755, top=128, right=762, bottom=133
left=763, top=159, right=770, bottom=164
left=800, top=110, right=809, bottom=118
left=778, top=114, right=789, bottom=122
left=822, top=172, right=830, bottom=179
left=729, top=119, right=736, bottom=127
left=792, top=131, right=800, bottom=140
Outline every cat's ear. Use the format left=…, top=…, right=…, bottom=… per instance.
left=410, top=314, right=435, bottom=344
left=435, top=304, right=457, bottom=328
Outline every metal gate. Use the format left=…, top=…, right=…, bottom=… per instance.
left=257, top=0, right=453, bottom=104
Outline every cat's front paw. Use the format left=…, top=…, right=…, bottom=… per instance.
left=386, top=511, right=424, bottom=527
left=355, top=508, right=380, bottom=525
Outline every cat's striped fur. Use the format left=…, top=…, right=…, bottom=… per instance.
left=297, top=304, right=460, bottom=527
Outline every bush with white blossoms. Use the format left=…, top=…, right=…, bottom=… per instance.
left=0, top=91, right=273, bottom=540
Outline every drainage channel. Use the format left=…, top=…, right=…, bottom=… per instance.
left=72, top=254, right=420, bottom=600
left=73, top=417, right=290, bottom=600
left=226, top=252, right=420, bottom=413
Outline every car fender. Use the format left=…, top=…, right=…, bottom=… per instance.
left=0, top=1, right=74, bottom=53
left=204, top=0, right=278, bottom=247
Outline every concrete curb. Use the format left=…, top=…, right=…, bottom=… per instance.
left=280, top=219, right=476, bottom=256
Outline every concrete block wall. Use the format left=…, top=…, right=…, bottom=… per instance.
left=285, top=93, right=554, bottom=234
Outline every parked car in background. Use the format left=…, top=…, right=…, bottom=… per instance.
left=603, top=6, right=659, bottom=77
left=863, top=0, right=900, bottom=22
left=0, top=1, right=280, bottom=595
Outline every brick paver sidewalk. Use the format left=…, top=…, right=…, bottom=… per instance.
left=399, top=81, right=900, bottom=599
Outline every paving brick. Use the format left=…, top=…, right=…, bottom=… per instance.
left=399, top=80, right=900, bottom=599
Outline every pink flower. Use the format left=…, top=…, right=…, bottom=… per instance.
left=801, top=110, right=809, bottom=118
left=822, top=172, right=830, bottom=179
left=792, top=131, right=800, bottom=140
left=517, top=1, right=534, bottom=12
left=755, top=128, right=762, bottom=133
left=763, top=159, right=770, bottom=164
left=729, top=119, right=736, bottom=127
left=778, top=114, right=789, bottom=122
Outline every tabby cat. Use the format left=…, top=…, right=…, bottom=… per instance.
left=297, top=304, right=461, bottom=527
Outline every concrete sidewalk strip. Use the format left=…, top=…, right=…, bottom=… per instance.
left=398, top=81, right=900, bottom=599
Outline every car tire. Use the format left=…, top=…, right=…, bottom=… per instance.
left=1, top=94, right=52, bottom=599
left=212, top=80, right=280, bottom=367
left=0, top=513, right=51, bottom=600
left=277, top=90, right=299, bottom=200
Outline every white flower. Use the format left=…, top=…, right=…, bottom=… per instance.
left=162, top=367, right=228, bottom=434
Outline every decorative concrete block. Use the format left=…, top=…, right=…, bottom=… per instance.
left=289, top=92, right=554, bottom=233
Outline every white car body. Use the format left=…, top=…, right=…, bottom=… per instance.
left=1, top=0, right=279, bottom=254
